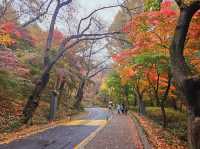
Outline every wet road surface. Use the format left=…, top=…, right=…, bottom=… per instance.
left=0, top=108, right=110, bottom=149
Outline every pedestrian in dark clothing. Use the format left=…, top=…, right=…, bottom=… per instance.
left=121, top=103, right=125, bottom=114
left=124, top=105, right=128, bottom=115
left=121, top=103, right=128, bottom=115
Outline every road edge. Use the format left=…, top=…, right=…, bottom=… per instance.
left=0, top=111, right=87, bottom=144
left=129, top=112, right=153, bottom=149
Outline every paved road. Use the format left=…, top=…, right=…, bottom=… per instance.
left=85, top=114, right=143, bottom=149
left=0, top=108, right=110, bottom=149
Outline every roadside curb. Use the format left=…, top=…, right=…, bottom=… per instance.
left=129, top=112, right=153, bottom=149
left=0, top=118, right=71, bottom=145
left=74, top=115, right=112, bottom=149
left=0, top=111, right=87, bottom=145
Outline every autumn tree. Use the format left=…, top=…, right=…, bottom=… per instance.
left=168, top=1, right=200, bottom=148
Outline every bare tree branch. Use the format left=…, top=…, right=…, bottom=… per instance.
left=44, top=0, right=73, bottom=66
left=88, top=67, right=107, bottom=78
left=77, top=2, right=126, bottom=34
left=21, top=0, right=53, bottom=27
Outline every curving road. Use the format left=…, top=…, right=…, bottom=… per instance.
left=0, top=108, right=111, bottom=149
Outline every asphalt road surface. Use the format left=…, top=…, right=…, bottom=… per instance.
left=0, top=108, right=111, bottom=149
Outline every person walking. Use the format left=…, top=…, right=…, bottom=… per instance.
left=121, top=103, right=125, bottom=114
left=117, top=104, right=121, bottom=114
left=108, top=101, right=113, bottom=114
left=124, top=104, right=128, bottom=115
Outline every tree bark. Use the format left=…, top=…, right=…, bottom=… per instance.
left=123, top=86, right=129, bottom=107
left=134, top=97, right=137, bottom=106
left=57, top=79, right=66, bottom=109
left=22, top=71, right=49, bottom=123
left=160, top=102, right=167, bottom=128
left=172, top=98, right=178, bottom=111
left=138, top=97, right=146, bottom=115
left=155, top=73, right=160, bottom=106
left=44, top=3, right=60, bottom=66
left=179, top=99, right=183, bottom=112
left=22, top=52, right=64, bottom=123
left=132, top=91, right=137, bottom=106
left=74, top=79, right=86, bottom=110
left=135, top=90, right=146, bottom=115
left=169, top=3, right=200, bottom=149
left=147, top=73, right=160, bottom=106
left=160, top=72, right=172, bottom=128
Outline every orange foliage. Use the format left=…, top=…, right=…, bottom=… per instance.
left=119, top=66, right=137, bottom=85
left=113, top=1, right=187, bottom=99
left=114, top=0, right=200, bottom=96
left=0, top=22, right=36, bottom=46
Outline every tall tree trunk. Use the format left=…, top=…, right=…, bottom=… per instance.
left=134, top=97, right=137, bottom=106
left=147, top=73, right=160, bottom=106
left=22, top=71, right=50, bottom=123
left=22, top=2, right=61, bottom=124
left=123, top=85, right=129, bottom=107
left=160, top=102, right=167, bottom=128
left=22, top=50, right=65, bottom=123
left=44, top=3, right=60, bottom=66
left=74, top=79, right=86, bottom=110
left=57, top=80, right=66, bottom=110
left=160, top=72, right=172, bottom=128
left=124, top=91, right=129, bottom=108
left=179, top=99, right=183, bottom=112
left=135, top=90, right=146, bottom=115
left=172, top=98, right=178, bottom=111
left=169, top=4, right=200, bottom=149
left=133, top=91, right=137, bottom=106
left=155, top=73, right=160, bottom=106
left=138, top=97, right=146, bottom=115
